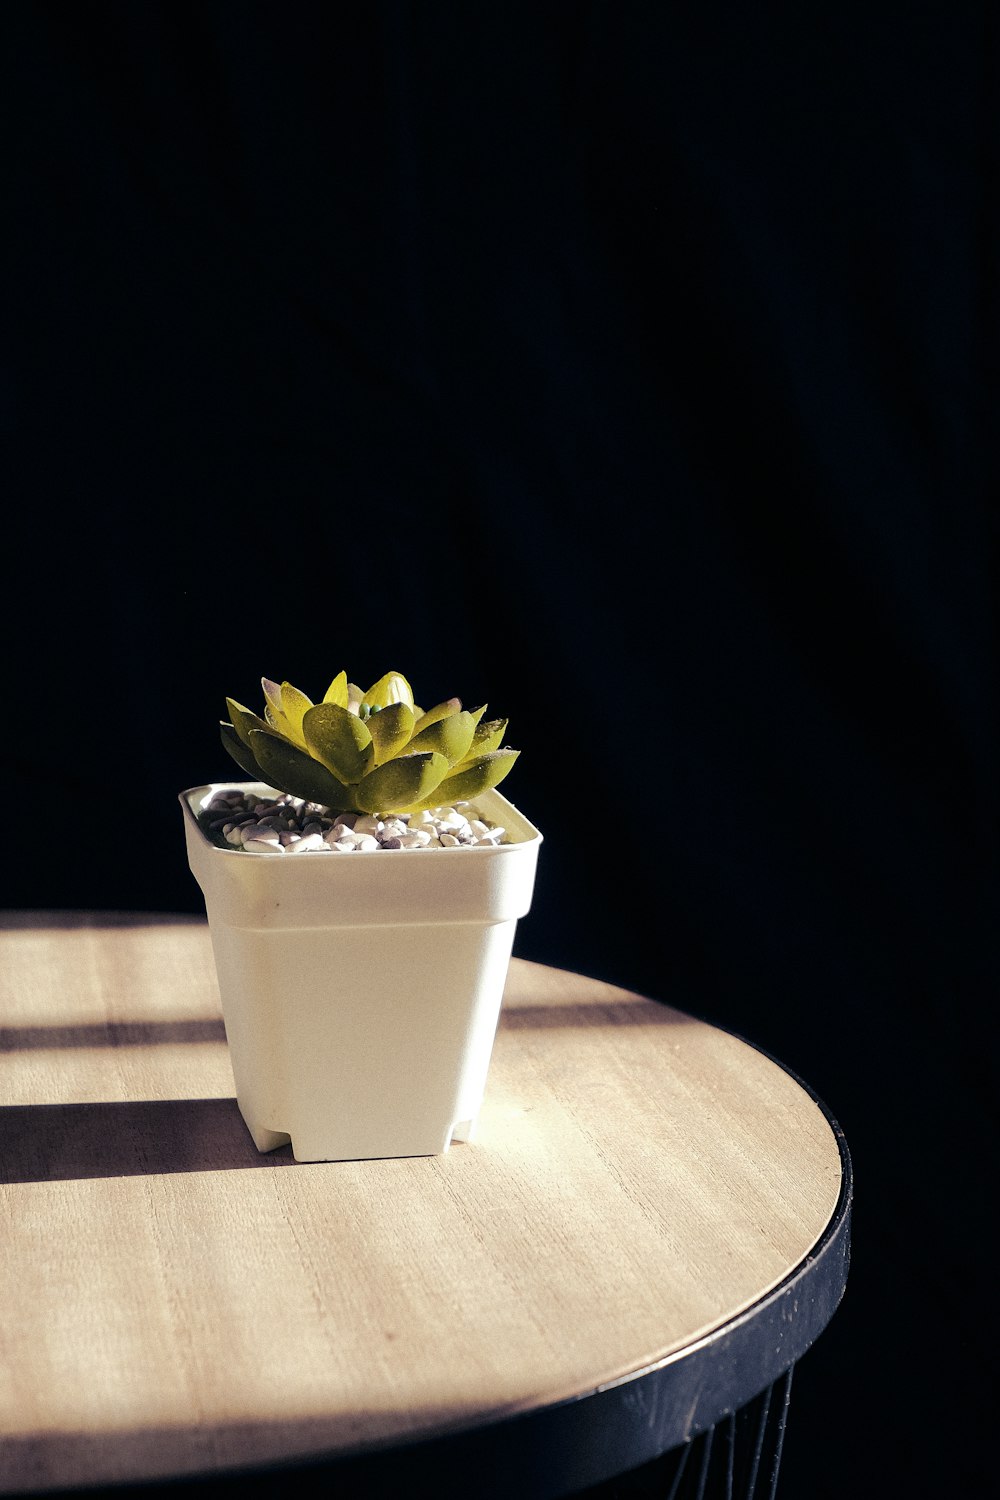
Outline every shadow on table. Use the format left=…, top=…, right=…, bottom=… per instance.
left=1, top=1018, right=228, bottom=1049
left=0, top=1098, right=297, bottom=1183
left=0, top=910, right=207, bottom=930
left=500, top=1002, right=686, bottom=1030
left=0, top=1411, right=502, bottom=1500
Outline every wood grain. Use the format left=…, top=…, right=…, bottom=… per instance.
left=0, top=913, right=843, bottom=1492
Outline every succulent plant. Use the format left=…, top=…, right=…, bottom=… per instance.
left=220, top=670, right=519, bottom=815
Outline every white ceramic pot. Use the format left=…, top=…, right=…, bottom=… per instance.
left=180, top=781, right=542, bottom=1162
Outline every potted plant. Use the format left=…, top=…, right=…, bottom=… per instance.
left=179, top=669, right=542, bottom=1163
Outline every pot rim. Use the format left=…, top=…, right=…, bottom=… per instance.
left=179, top=780, right=543, bottom=855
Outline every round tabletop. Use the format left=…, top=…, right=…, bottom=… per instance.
left=0, top=912, right=850, bottom=1498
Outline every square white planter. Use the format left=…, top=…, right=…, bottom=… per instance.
left=180, top=781, right=542, bottom=1162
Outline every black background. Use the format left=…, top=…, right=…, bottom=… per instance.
left=4, top=5, right=996, bottom=1497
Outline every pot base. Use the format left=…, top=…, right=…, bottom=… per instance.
left=238, top=1105, right=479, bottom=1162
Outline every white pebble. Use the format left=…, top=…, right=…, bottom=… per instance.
left=243, top=836, right=283, bottom=854
left=290, top=833, right=326, bottom=852
left=240, top=824, right=276, bottom=845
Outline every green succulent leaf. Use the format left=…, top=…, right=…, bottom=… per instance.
left=408, top=709, right=477, bottom=766
left=261, top=677, right=285, bottom=723
left=353, top=751, right=450, bottom=814
left=411, top=697, right=462, bottom=736
left=220, top=721, right=266, bottom=780
left=364, top=671, right=414, bottom=710
left=302, top=702, right=374, bottom=784
left=249, top=729, right=352, bottom=808
left=406, top=749, right=520, bottom=811
left=456, top=716, right=508, bottom=762
left=366, top=700, right=415, bottom=764
left=226, top=698, right=273, bottom=750
left=322, top=670, right=349, bottom=707
left=258, top=677, right=301, bottom=746
left=278, top=682, right=313, bottom=745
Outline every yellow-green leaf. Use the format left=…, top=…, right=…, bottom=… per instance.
left=408, top=709, right=477, bottom=766
left=411, top=697, right=462, bottom=736
left=354, top=752, right=450, bottom=813
left=278, top=681, right=313, bottom=746
left=406, top=749, right=519, bottom=810
left=454, top=716, right=506, bottom=763
left=259, top=678, right=296, bottom=743
left=302, top=702, right=374, bottom=784
left=220, top=721, right=265, bottom=780
left=261, top=677, right=285, bottom=723
left=363, top=671, right=414, bottom=710
left=322, top=670, right=349, bottom=707
left=250, top=730, right=352, bottom=808
left=366, top=701, right=415, bottom=764
left=227, top=698, right=276, bottom=750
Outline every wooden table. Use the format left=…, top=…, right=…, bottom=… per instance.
left=0, top=913, right=850, bottom=1499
